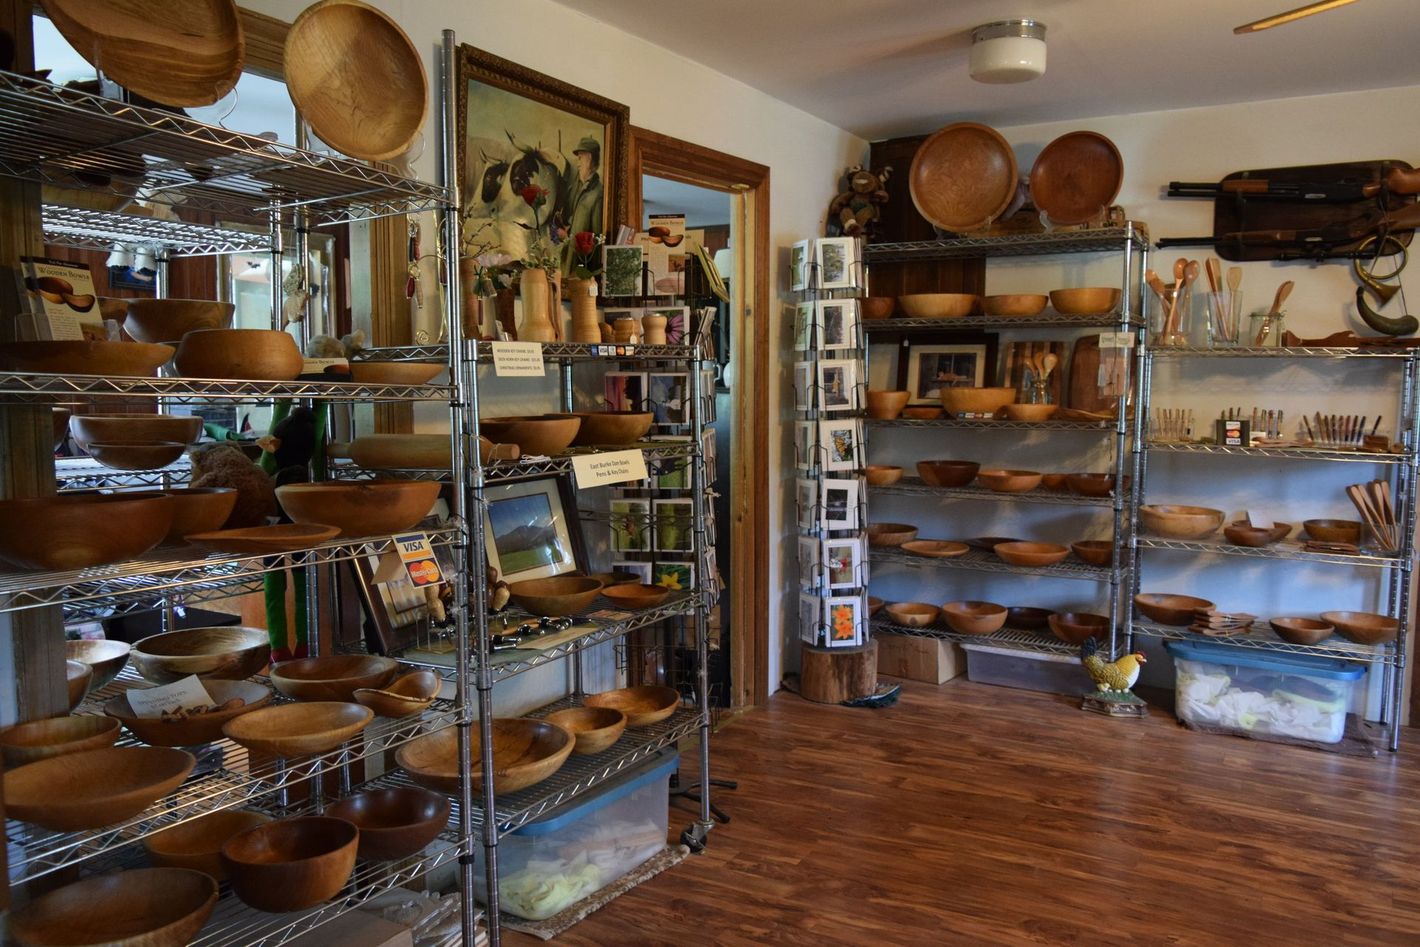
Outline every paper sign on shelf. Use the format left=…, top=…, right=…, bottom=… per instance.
left=491, top=341, right=545, bottom=377
left=372, top=533, right=445, bottom=589
left=571, top=449, right=649, bottom=489
left=126, top=675, right=215, bottom=719
left=1246, top=510, right=1275, bottom=529
left=1098, top=331, right=1134, bottom=348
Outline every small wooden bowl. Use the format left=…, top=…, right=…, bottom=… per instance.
left=864, top=465, right=903, bottom=486
left=69, top=414, right=203, bottom=450
left=571, top=410, right=654, bottom=446
left=1224, top=520, right=1293, bottom=547
left=1041, top=472, right=1070, bottom=491
left=508, top=575, right=603, bottom=617
left=66, top=660, right=93, bottom=711
left=105, top=679, right=272, bottom=747
left=348, top=361, right=444, bottom=385
left=1139, top=504, right=1225, bottom=539
left=884, top=602, right=938, bottom=628
left=1303, top=519, right=1362, bottom=545
left=221, top=816, right=359, bottom=913
left=867, top=522, right=918, bottom=547
left=600, top=583, right=671, bottom=609
left=1269, top=617, right=1335, bottom=646
left=184, top=523, right=341, bottom=554
left=916, top=460, right=979, bottom=488
left=327, top=787, right=451, bottom=862
left=3, top=745, right=195, bottom=831
left=84, top=440, right=187, bottom=471
left=1320, top=610, right=1400, bottom=645
left=867, top=596, right=885, bottom=617
left=270, top=655, right=399, bottom=702
left=1049, top=287, right=1121, bottom=315
left=1066, top=473, right=1115, bottom=497
left=982, top=293, right=1049, bottom=317
left=480, top=414, right=582, bottom=456
left=1048, top=612, right=1110, bottom=645
left=161, top=487, right=239, bottom=543
left=1001, top=403, right=1057, bottom=422
left=544, top=706, right=628, bottom=756
left=1134, top=592, right=1214, bottom=626
left=0, top=714, right=120, bottom=767
left=0, top=340, right=175, bottom=377
left=585, top=685, right=682, bottom=727
left=865, top=389, right=910, bottom=420
left=173, top=329, right=303, bottom=381
left=354, top=669, right=442, bottom=718
left=977, top=469, right=1043, bottom=493
left=144, top=810, right=275, bottom=881
left=898, top=293, right=978, bottom=318
left=1006, top=606, right=1052, bottom=631
left=0, top=493, right=173, bottom=571
left=1071, top=540, right=1114, bottom=566
left=901, top=539, right=969, bottom=559
left=994, top=541, right=1069, bottom=567
left=123, top=299, right=234, bottom=343
left=939, top=386, right=1016, bottom=416
left=130, top=626, right=270, bottom=684
left=277, top=479, right=440, bottom=538
left=396, top=719, right=574, bottom=793
left=901, top=406, right=944, bottom=420
left=8, top=867, right=218, bottom=947
left=222, top=702, right=374, bottom=757
left=861, top=296, right=895, bottom=320
left=66, top=637, right=131, bottom=690
left=939, top=600, right=1007, bottom=635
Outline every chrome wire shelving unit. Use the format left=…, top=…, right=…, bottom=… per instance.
left=865, top=416, right=1115, bottom=432
left=1147, top=440, right=1408, bottom=464
left=867, top=620, right=1078, bottom=657
left=871, top=547, right=1114, bottom=582
left=870, top=478, right=1117, bottom=507
left=1131, top=621, right=1396, bottom=666
left=0, top=372, right=451, bottom=404
left=863, top=226, right=1148, bottom=262
left=41, top=204, right=271, bottom=256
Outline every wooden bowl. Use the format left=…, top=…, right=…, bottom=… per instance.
left=327, top=787, right=451, bottom=861
left=1049, top=287, right=1122, bottom=315
left=173, top=329, right=303, bottom=381
left=1006, top=606, right=1052, bottom=631
left=600, top=583, right=671, bottom=609
left=345, top=434, right=451, bottom=469
left=939, top=600, right=1007, bottom=635
left=0, top=340, right=174, bottom=376
left=585, top=570, right=641, bottom=588
left=396, top=719, right=574, bottom=793
left=1031, top=131, right=1124, bottom=225
left=864, top=465, right=903, bottom=486
left=901, top=406, right=944, bottom=420
left=354, top=669, right=442, bottom=718
left=1071, top=540, right=1114, bottom=566
left=994, top=541, right=1069, bottom=567
left=0, top=493, right=172, bottom=570
left=868, top=596, right=886, bottom=617
left=897, top=293, right=978, bottom=318
left=571, top=411, right=654, bottom=446
left=1066, top=472, right=1115, bottom=497
left=909, top=122, right=1018, bottom=232
left=270, top=655, right=399, bottom=702
left=1039, top=473, right=1068, bottom=491
left=144, top=810, right=274, bottom=881
left=1269, top=617, right=1335, bottom=646
left=544, top=706, right=628, bottom=756
left=901, top=539, right=969, bottom=559
left=1224, top=520, right=1293, bottom=547
left=865, top=389, right=910, bottom=420
left=65, top=637, right=131, bottom=690
left=123, top=299, right=234, bottom=343
left=69, top=413, right=203, bottom=450
left=222, top=701, right=373, bottom=757
left=939, top=386, right=1016, bottom=416
left=1303, top=519, right=1362, bottom=544
left=867, top=522, right=918, bottom=547
left=584, top=685, right=681, bottom=727
left=861, top=296, right=895, bottom=320
left=1134, top=592, right=1215, bottom=626
left=276, top=479, right=440, bottom=538
left=221, top=816, right=359, bottom=913
left=916, top=460, right=979, bottom=488
left=51, top=406, right=71, bottom=450
left=1048, top=612, right=1110, bottom=646
left=65, top=660, right=92, bottom=711
left=348, top=361, right=444, bottom=385
left=184, top=523, right=341, bottom=554
left=1320, top=610, right=1400, bottom=645
left=982, top=293, right=1049, bottom=317
left=1001, top=403, right=1057, bottom=422
left=509, top=575, right=604, bottom=617
left=105, top=679, right=272, bottom=746
left=480, top=414, right=582, bottom=456
left=3, top=745, right=195, bottom=831
left=1139, top=504, right=1225, bottom=539
left=131, top=626, right=270, bottom=684
left=8, top=867, right=218, bottom=947
left=884, top=602, right=938, bottom=628
left=966, top=536, right=1023, bottom=552
left=0, top=714, right=120, bottom=767
left=977, top=469, right=1043, bottom=493
left=160, top=487, right=239, bottom=543
left=84, top=440, right=186, bottom=471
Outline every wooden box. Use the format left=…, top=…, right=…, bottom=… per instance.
left=874, top=632, right=964, bottom=685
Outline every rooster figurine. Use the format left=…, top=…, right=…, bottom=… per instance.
left=1079, top=637, right=1149, bottom=718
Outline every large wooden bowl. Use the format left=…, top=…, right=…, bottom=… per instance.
left=65, top=660, right=92, bottom=711
left=977, top=469, right=1043, bottom=493
left=480, top=414, right=581, bottom=456
left=1303, top=519, right=1363, bottom=544
left=221, top=816, right=359, bottom=913
left=105, top=679, right=272, bottom=746
left=160, top=487, right=239, bottom=543
left=1030, top=131, right=1124, bottom=225
left=8, top=867, right=218, bottom=947
left=982, top=293, right=1049, bottom=317
left=131, top=626, right=270, bottom=684
left=222, top=701, right=373, bottom=757
left=864, top=465, right=903, bottom=486
left=173, top=329, right=303, bottom=381
left=1321, top=610, right=1400, bottom=645
left=276, top=479, right=440, bottom=538
left=66, top=637, right=131, bottom=690
left=1071, top=540, right=1114, bottom=566
left=908, top=122, right=1017, bottom=232
left=1139, top=504, right=1225, bottom=539
left=346, top=434, right=451, bottom=469
left=544, top=706, right=627, bottom=756
left=69, top=413, right=203, bottom=450
left=0, top=493, right=172, bottom=570
left=865, top=389, right=910, bottom=420
left=600, top=583, right=671, bottom=610
left=1269, top=617, right=1335, bottom=646
left=572, top=410, right=654, bottom=446
left=939, top=386, right=1016, bottom=416
left=0, top=340, right=175, bottom=376
left=1001, top=403, right=1057, bottom=422
left=3, top=746, right=195, bottom=831
left=0, top=714, right=120, bottom=767
left=897, top=293, right=978, bottom=319
left=1048, top=612, right=1110, bottom=646
left=939, top=600, right=1007, bottom=635
left=327, top=787, right=451, bottom=861
left=916, top=460, right=979, bottom=488
left=1049, top=287, right=1122, bottom=315
left=143, top=810, right=274, bottom=880
left=348, top=361, right=444, bottom=385
left=885, top=602, right=938, bottom=628
left=354, top=669, right=442, bottom=718
left=994, top=541, right=1069, bottom=567
left=584, top=685, right=681, bottom=727
left=285, top=0, right=428, bottom=162
left=270, top=655, right=399, bottom=702
left=184, top=523, right=340, bottom=554
left=123, top=299, right=235, bottom=343
left=1135, top=592, right=1214, bottom=626
left=508, top=576, right=603, bottom=617
left=84, top=440, right=187, bottom=471
left=396, top=719, right=574, bottom=794
left=867, top=522, right=918, bottom=547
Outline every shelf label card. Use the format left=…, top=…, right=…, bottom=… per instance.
left=491, top=342, right=545, bottom=377
left=571, top=449, right=649, bottom=489
left=372, top=532, right=444, bottom=588
left=1246, top=510, right=1275, bottom=529
left=126, top=675, right=215, bottom=719
left=1099, top=331, right=1134, bottom=349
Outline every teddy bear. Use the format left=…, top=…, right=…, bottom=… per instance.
left=189, top=442, right=276, bottom=528
left=827, top=165, right=892, bottom=238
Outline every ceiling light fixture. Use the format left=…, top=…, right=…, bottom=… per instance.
left=1234, top=0, right=1362, bottom=34
left=969, top=19, right=1047, bottom=84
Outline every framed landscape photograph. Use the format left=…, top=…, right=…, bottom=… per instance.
left=817, top=358, right=859, bottom=414
left=815, top=236, right=858, bottom=290
left=899, top=334, right=998, bottom=405
left=481, top=476, right=583, bottom=584
left=818, top=298, right=859, bottom=351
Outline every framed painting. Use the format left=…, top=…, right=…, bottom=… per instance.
left=897, top=334, right=999, bottom=405
left=481, top=476, right=585, bottom=583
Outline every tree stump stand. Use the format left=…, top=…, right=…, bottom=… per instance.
left=800, top=640, right=878, bottom=704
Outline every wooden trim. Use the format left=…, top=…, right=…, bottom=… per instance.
left=629, top=126, right=771, bottom=708
left=237, top=8, right=289, bottom=79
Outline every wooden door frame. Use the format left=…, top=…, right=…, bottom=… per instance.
left=628, top=127, right=770, bottom=707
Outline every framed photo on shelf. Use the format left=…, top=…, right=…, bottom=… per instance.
left=796, top=477, right=818, bottom=530
left=819, top=418, right=861, bottom=472
left=789, top=240, right=810, bottom=292
left=817, top=358, right=859, bottom=414
left=791, top=302, right=814, bottom=351
left=648, top=372, right=690, bottom=424
left=602, top=245, right=644, bottom=297
left=652, top=559, right=694, bottom=591
left=653, top=497, right=694, bottom=552
left=612, top=559, right=653, bottom=584
left=798, top=536, right=821, bottom=590
left=824, top=595, right=865, bottom=647
left=815, top=236, right=858, bottom=290
left=792, top=361, right=814, bottom=412
left=605, top=371, right=648, bottom=411
left=820, top=477, right=861, bottom=530
left=823, top=536, right=865, bottom=590
left=794, top=420, right=818, bottom=469
left=481, top=476, right=584, bottom=584
left=609, top=497, right=651, bottom=552
left=817, top=298, right=859, bottom=351
left=898, top=334, right=999, bottom=406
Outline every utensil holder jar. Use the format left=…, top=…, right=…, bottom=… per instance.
left=1205, top=289, right=1241, bottom=348
left=1249, top=311, right=1286, bottom=347
left=1147, top=285, right=1196, bottom=347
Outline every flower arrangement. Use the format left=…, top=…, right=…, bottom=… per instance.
left=564, top=230, right=604, bottom=280
left=515, top=184, right=561, bottom=275
left=458, top=216, right=515, bottom=297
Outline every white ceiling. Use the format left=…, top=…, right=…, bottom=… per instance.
left=557, top=0, right=1420, bottom=140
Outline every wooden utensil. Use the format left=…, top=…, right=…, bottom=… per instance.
left=908, top=122, right=1019, bottom=233
left=1163, top=257, right=1188, bottom=340
left=1253, top=280, right=1294, bottom=345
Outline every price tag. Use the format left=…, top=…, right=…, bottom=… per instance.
left=491, top=342, right=545, bottom=377
left=571, top=449, right=649, bottom=489
left=126, top=675, right=215, bottom=719
left=373, top=533, right=445, bottom=588
left=1099, top=331, right=1134, bottom=348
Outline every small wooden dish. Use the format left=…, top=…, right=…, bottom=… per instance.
left=1303, top=519, right=1363, bottom=545
left=585, top=685, right=681, bottom=727
left=8, top=867, right=218, bottom=947
left=865, top=389, right=910, bottom=420
left=1001, top=403, right=1057, bottom=422
left=1048, top=612, right=1110, bottom=646
left=508, top=575, right=603, bottom=617
left=1320, top=610, right=1400, bottom=645
left=901, top=539, right=969, bottom=559
left=70, top=413, right=203, bottom=450
left=976, top=469, right=1042, bottom=493
left=396, top=719, right=574, bottom=794
left=916, top=460, right=979, bottom=488
left=3, top=745, right=195, bottom=831
left=884, top=602, right=938, bottom=629
left=276, top=479, right=441, bottom=538
left=1071, top=540, right=1114, bottom=566
left=939, top=600, right=1007, bottom=635
left=867, top=522, right=918, bottom=547
left=544, top=706, right=628, bottom=756
left=159, top=487, right=239, bottom=543
left=327, top=787, right=451, bottom=861
left=1040, top=472, right=1070, bottom=491
left=965, top=536, right=1023, bottom=552
left=0, top=340, right=175, bottom=377
left=864, top=465, right=904, bottom=486
left=130, top=626, right=270, bottom=684
left=600, top=583, right=671, bottom=609
left=982, top=293, right=1048, bottom=317
left=994, top=541, right=1070, bottom=567
left=897, top=293, right=978, bottom=319
left=1224, top=520, right=1293, bottom=547
left=144, top=810, right=275, bottom=881
left=861, top=296, right=895, bottom=320
left=105, top=679, right=272, bottom=747
left=270, top=655, right=399, bottom=702
left=65, top=637, right=130, bottom=690
left=1134, top=592, right=1215, bottom=626
left=353, top=669, right=442, bottom=718
left=221, top=701, right=373, bottom=757
left=0, top=714, right=120, bottom=767
left=221, top=816, right=359, bottom=913
left=184, top=523, right=341, bottom=555
left=1269, top=617, right=1335, bottom=646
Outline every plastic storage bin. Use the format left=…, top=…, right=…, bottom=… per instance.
left=1166, top=640, right=1365, bottom=745
left=961, top=642, right=1092, bottom=695
left=475, top=749, right=676, bottom=920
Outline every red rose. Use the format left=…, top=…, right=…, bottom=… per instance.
left=519, top=185, right=547, bottom=207
left=574, top=231, right=596, bottom=255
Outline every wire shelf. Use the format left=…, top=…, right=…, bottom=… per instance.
left=1135, top=536, right=1406, bottom=568
left=41, top=205, right=271, bottom=256
left=352, top=345, right=451, bottom=363
left=870, top=547, right=1112, bottom=582
left=870, top=477, right=1116, bottom=507
left=1147, top=441, right=1407, bottom=464
left=1131, top=621, right=1397, bottom=665
left=0, top=372, right=452, bottom=404
left=482, top=443, right=697, bottom=483
left=865, top=312, right=1137, bottom=332
left=55, top=455, right=192, bottom=490
left=866, top=416, right=1116, bottom=432
left=1149, top=346, right=1416, bottom=360
left=472, top=340, right=705, bottom=362
left=863, top=225, right=1149, bottom=262
left=871, top=620, right=1077, bottom=656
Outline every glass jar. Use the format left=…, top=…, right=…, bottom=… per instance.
left=1248, top=310, right=1286, bottom=347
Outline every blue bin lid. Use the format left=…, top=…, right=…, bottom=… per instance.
left=1164, top=638, right=1366, bottom=681
left=513, top=748, right=679, bottom=837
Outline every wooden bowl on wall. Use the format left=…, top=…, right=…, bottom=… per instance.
left=571, top=410, right=654, bottom=446
left=897, top=293, right=978, bottom=319
left=865, top=389, right=910, bottom=420
left=0, top=714, right=120, bottom=767
left=3, top=745, right=195, bottom=831
left=864, top=465, right=903, bottom=486
left=1048, top=612, right=1110, bottom=645
left=1224, top=520, right=1293, bottom=547
left=349, top=361, right=444, bottom=385
left=508, top=576, right=603, bottom=617
left=480, top=414, right=582, bottom=456
left=1071, top=540, right=1114, bottom=566
left=939, top=386, right=1016, bottom=416
left=8, top=867, right=218, bottom=947
left=327, top=787, right=451, bottom=861
left=977, top=469, right=1042, bottom=493
left=184, top=523, right=340, bottom=555
left=908, top=121, right=1018, bottom=233
left=1134, top=592, right=1215, bottom=626
left=1269, top=617, right=1335, bottom=646
left=1138, top=504, right=1225, bottom=539
left=0, top=493, right=172, bottom=571
left=1321, top=610, right=1400, bottom=645
left=939, top=600, right=1007, bottom=635
left=84, top=440, right=187, bottom=471
left=884, top=601, right=938, bottom=628
left=66, top=637, right=131, bottom=690
left=276, top=479, right=440, bottom=538
left=130, top=626, right=270, bottom=684
left=221, top=816, right=360, bottom=913
left=861, top=296, right=895, bottom=320
left=143, top=810, right=275, bottom=881
left=982, top=293, right=1049, bottom=317
left=1049, top=287, right=1122, bottom=315
left=916, top=460, right=979, bottom=488
left=600, top=583, right=671, bottom=609
left=161, top=487, right=239, bottom=542
left=544, top=707, right=628, bottom=756
left=0, top=340, right=175, bottom=376
left=867, top=522, right=918, bottom=547
left=65, top=659, right=92, bottom=711
left=396, top=719, right=574, bottom=794
left=105, top=679, right=272, bottom=746
left=994, top=541, right=1069, bottom=567
left=584, top=685, right=681, bottom=727
left=173, top=329, right=303, bottom=381
left=1303, top=519, right=1362, bottom=544
left=222, top=702, right=374, bottom=757
left=69, top=414, right=203, bottom=450
left=270, top=655, right=399, bottom=702
left=123, top=299, right=234, bottom=343
left=1031, top=131, right=1124, bottom=225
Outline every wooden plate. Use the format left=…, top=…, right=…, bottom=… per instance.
left=1029, top=130, right=1124, bottom=225
left=900, top=540, right=969, bottom=559
left=909, top=122, right=1018, bottom=233
left=184, top=523, right=341, bottom=555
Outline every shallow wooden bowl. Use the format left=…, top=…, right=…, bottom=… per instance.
left=584, top=685, right=681, bottom=727
left=508, top=575, right=603, bottom=617
left=884, top=602, right=938, bottom=629
left=222, top=701, right=373, bottom=757
left=123, top=299, right=234, bottom=343
left=277, top=479, right=440, bottom=539
left=1224, top=520, right=1293, bottom=547
left=65, top=659, right=92, bottom=711
left=1269, top=617, right=1335, bottom=646
left=221, top=816, right=359, bottom=913
left=1001, top=403, right=1057, bottom=422
left=1048, top=612, right=1110, bottom=646
left=105, top=679, right=272, bottom=746
left=1134, top=592, right=1214, bottom=626
left=916, top=460, right=979, bottom=488
left=1139, top=504, right=1225, bottom=539
left=1006, top=606, right=1052, bottom=631
left=66, top=637, right=131, bottom=690
left=0, top=714, right=120, bottom=767
left=939, top=600, right=1007, bottom=635
left=84, top=440, right=186, bottom=471
left=0, top=492, right=172, bottom=570
left=901, top=406, right=944, bottom=420
left=346, top=434, right=452, bottom=469
left=982, top=293, right=1049, bottom=317
left=864, top=465, right=903, bottom=486
left=1066, top=472, right=1116, bottom=497
left=8, top=866, right=218, bottom=947
left=571, top=410, right=654, bottom=446
left=69, top=413, right=203, bottom=450
left=396, top=719, right=574, bottom=794
left=184, top=523, right=341, bottom=554
left=173, top=329, right=303, bottom=381
left=901, top=539, right=969, bottom=559
left=1031, top=131, right=1124, bottom=225
left=270, top=655, right=399, bottom=702
left=861, top=296, right=895, bottom=320
left=1049, top=287, right=1122, bottom=315
left=327, top=787, right=451, bottom=861
left=1071, top=540, right=1114, bottom=566
left=160, top=487, right=239, bottom=543
left=1041, top=472, right=1070, bottom=491
left=0, top=340, right=174, bottom=376
left=867, top=522, right=918, bottom=547
left=865, top=389, right=910, bottom=420
left=939, top=386, right=1016, bottom=416
left=354, top=669, right=441, bottom=718
left=977, top=469, right=1042, bottom=493
left=601, top=583, right=671, bottom=609
left=3, top=745, right=195, bottom=831
left=544, top=706, right=628, bottom=756
left=348, top=361, right=444, bottom=385
left=143, top=810, right=274, bottom=881
left=1303, top=519, right=1362, bottom=544
left=1321, top=610, right=1400, bottom=645
left=131, top=626, right=270, bottom=684
left=994, top=541, right=1069, bottom=567
left=480, top=414, right=582, bottom=456
left=898, top=293, right=978, bottom=318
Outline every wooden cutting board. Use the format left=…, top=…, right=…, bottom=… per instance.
left=1068, top=334, right=1123, bottom=414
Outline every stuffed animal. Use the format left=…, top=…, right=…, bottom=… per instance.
left=827, top=165, right=892, bottom=238
left=304, top=328, right=367, bottom=359
left=189, top=442, right=276, bottom=528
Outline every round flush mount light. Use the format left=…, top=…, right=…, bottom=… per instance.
left=969, top=19, right=1047, bottom=84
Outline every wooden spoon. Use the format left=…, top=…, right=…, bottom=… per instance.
left=1253, top=279, right=1294, bottom=345
left=1041, top=352, right=1059, bottom=381
left=1163, top=257, right=1188, bottom=340
left=1205, top=258, right=1221, bottom=294
left=1145, top=269, right=1169, bottom=302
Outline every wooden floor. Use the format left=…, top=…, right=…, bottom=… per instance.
left=506, top=679, right=1420, bottom=946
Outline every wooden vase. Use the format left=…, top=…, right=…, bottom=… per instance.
left=457, top=257, right=481, bottom=339
left=612, top=316, right=639, bottom=344
left=567, top=277, right=601, bottom=343
left=640, top=313, right=668, bottom=345
left=518, top=269, right=558, bottom=343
